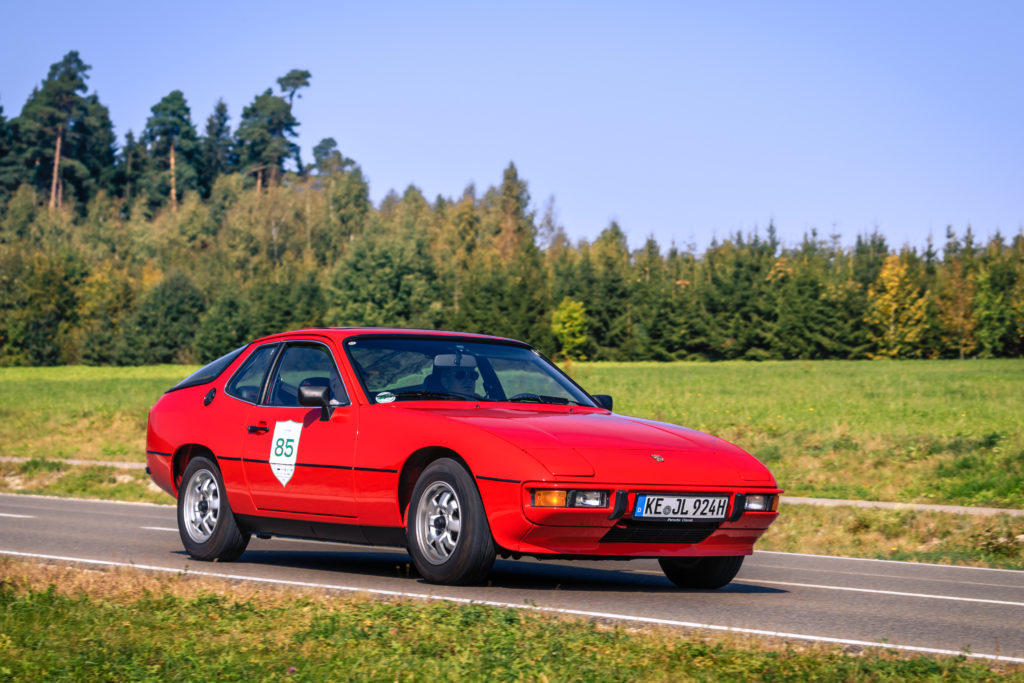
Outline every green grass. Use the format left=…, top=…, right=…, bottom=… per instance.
left=4, top=360, right=1022, bottom=507
left=566, top=359, right=1024, bottom=508
left=1, top=559, right=1018, bottom=682
left=2, top=361, right=1023, bottom=568
left=0, top=365, right=192, bottom=464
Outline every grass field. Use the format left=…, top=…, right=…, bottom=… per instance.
left=1, top=360, right=1022, bottom=568
left=1, top=559, right=1018, bottom=682
left=569, top=359, right=1024, bottom=508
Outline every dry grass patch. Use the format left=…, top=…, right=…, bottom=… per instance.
left=0, top=459, right=168, bottom=503
left=761, top=505, right=1024, bottom=569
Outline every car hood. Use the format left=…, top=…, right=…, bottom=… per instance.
left=431, top=407, right=774, bottom=485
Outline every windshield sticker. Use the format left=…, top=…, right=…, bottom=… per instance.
left=376, top=391, right=396, bottom=404
left=269, top=420, right=302, bottom=486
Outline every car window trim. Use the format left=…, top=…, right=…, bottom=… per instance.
left=261, top=339, right=352, bottom=409
left=223, top=342, right=282, bottom=405
left=341, top=333, right=596, bottom=407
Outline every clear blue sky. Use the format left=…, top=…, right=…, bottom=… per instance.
left=2, top=1, right=1022, bottom=253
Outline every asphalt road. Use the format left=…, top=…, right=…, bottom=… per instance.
left=1, top=493, right=1021, bottom=663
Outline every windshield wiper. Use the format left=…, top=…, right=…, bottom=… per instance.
left=507, top=393, right=585, bottom=406
left=393, top=390, right=493, bottom=402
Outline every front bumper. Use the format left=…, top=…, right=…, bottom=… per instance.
left=478, top=478, right=781, bottom=557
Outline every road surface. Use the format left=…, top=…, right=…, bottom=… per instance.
left=1, top=493, right=1020, bottom=663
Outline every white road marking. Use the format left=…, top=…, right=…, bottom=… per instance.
left=0, top=492, right=167, bottom=507
left=755, top=550, right=1024, bottom=574
left=1, top=493, right=1017, bottom=574
left=1, top=548, right=1020, bottom=665
left=633, top=569, right=1024, bottom=606
left=753, top=563, right=1020, bottom=590
left=0, top=513, right=34, bottom=519
left=752, top=579, right=1024, bottom=607
left=138, top=529, right=366, bottom=546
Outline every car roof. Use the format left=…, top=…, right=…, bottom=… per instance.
left=249, top=327, right=528, bottom=347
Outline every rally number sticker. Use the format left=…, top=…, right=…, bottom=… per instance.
left=269, top=420, right=302, bottom=486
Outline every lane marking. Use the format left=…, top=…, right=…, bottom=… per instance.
left=633, top=570, right=1024, bottom=606
left=0, top=513, right=35, bottom=519
left=1, top=493, right=1019, bottom=574
left=753, top=563, right=1021, bottom=590
left=0, top=492, right=168, bottom=508
left=137, top=529, right=377, bottom=547
left=755, top=550, right=1023, bottom=574
left=0, top=549, right=1021, bottom=665
left=752, top=580, right=1024, bottom=607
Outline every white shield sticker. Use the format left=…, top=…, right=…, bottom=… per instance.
left=269, top=420, right=303, bottom=487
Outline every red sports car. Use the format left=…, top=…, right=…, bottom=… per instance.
left=147, top=328, right=780, bottom=587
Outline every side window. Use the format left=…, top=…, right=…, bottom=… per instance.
left=225, top=344, right=279, bottom=403
left=267, top=344, right=349, bottom=408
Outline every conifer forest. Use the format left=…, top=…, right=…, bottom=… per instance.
left=1, top=52, right=1022, bottom=366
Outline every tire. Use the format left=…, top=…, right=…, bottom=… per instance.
left=658, top=555, right=744, bottom=589
left=406, top=458, right=495, bottom=585
left=177, top=455, right=250, bottom=562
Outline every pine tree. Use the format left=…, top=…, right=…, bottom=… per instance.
left=236, top=88, right=300, bottom=189
left=143, top=90, right=198, bottom=211
left=197, top=99, right=234, bottom=197
left=16, top=52, right=92, bottom=209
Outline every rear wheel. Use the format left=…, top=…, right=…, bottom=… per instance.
left=658, top=555, right=744, bottom=589
left=406, top=458, right=495, bottom=585
left=177, top=455, right=249, bottom=561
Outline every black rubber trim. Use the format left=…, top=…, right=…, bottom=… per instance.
left=235, top=514, right=406, bottom=547
left=607, top=490, right=628, bottom=520
left=476, top=475, right=520, bottom=484
left=217, top=456, right=242, bottom=462
left=601, top=520, right=720, bottom=544
left=354, top=466, right=399, bottom=473
left=146, top=450, right=172, bottom=458
left=240, top=458, right=352, bottom=471
left=299, top=463, right=354, bottom=470
left=728, top=493, right=746, bottom=522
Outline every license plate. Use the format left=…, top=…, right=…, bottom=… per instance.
left=633, top=494, right=729, bottom=521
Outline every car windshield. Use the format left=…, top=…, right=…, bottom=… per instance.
left=345, top=337, right=596, bottom=406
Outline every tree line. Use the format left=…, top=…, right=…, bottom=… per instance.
left=1, top=51, right=1022, bottom=366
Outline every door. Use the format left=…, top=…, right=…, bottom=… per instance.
left=241, top=341, right=356, bottom=518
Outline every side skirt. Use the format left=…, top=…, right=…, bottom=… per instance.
left=235, top=514, right=407, bottom=548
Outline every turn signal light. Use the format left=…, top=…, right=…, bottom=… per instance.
left=533, top=490, right=567, bottom=507
left=530, top=489, right=609, bottom=508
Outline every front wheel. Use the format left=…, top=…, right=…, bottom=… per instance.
left=177, top=455, right=249, bottom=562
left=659, top=555, right=744, bottom=589
left=406, top=458, right=495, bottom=585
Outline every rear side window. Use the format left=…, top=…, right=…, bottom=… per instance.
left=225, top=344, right=279, bottom=403
left=167, top=345, right=248, bottom=392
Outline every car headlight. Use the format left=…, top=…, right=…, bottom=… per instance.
left=744, top=494, right=776, bottom=511
left=531, top=489, right=608, bottom=508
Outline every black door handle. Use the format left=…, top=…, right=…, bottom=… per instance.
left=247, top=425, right=269, bottom=434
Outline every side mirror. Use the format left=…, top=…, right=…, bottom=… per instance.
left=593, top=394, right=613, bottom=411
left=299, top=385, right=332, bottom=421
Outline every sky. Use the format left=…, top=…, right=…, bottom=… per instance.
left=2, top=1, right=1022, bottom=253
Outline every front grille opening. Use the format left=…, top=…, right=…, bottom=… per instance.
left=600, top=520, right=719, bottom=544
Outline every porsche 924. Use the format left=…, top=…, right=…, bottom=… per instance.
left=146, top=328, right=780, bottom=587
